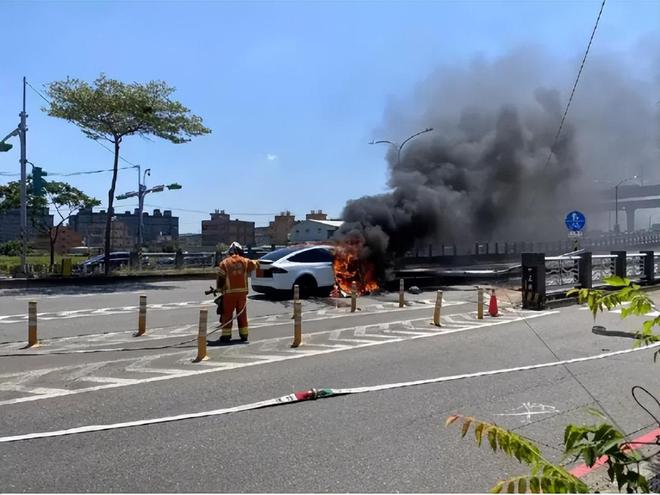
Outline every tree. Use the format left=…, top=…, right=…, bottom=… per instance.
left=0, top=178, right=100, bottom=268
left=44, top=74, right=211, bottom=275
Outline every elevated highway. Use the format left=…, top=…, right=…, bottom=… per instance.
left=601, top=184, right=660, bottom=231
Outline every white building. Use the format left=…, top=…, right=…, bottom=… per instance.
left=289, top=219, right=344, bottom=242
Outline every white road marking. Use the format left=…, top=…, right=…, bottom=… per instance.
left=0, top=310, right=557, bottom=406
left=496, top=402, right=559, bottom=423
left=83, top=377, right=142, bottom=385
left=1, top=343, right=658, bottom=443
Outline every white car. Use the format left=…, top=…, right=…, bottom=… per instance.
left=251, top=245, right=335, bottom=297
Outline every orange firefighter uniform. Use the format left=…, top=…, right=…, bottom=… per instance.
left=217, top=253, right=259, bottom=341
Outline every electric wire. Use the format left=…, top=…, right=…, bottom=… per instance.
left=541, top=0, right=606, bottom=171
left=26, top=160, right=137, bottom=177
left=25, top=79, right=140, bottom=169
left=0, top=303, right=247, bottom=357
left=24, top=80, right=50, bottom=105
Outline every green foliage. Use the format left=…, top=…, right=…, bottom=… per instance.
left=44, top=73, right=210, bottom=274
left=0, top=240, right=22, bottom=256
left=563, top=422, right=650, bottom=493
left=0, top=176, right=47, bottom=212
left=44, top=74, right=211, bottom=143
left=566, top=276, right=651, bottom=320
left=0, top=179, right=99, bottom=268
left=567, top=275, right=659, bottom=361
left=446, top=415, right=589, bottom=493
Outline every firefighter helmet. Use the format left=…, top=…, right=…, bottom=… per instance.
left=228, top=241, right=243, bottom=255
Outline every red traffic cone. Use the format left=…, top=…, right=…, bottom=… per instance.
left=488, top=289, right=499, bottom=317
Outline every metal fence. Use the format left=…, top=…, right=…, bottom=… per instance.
left=522, top=250, right=658, bottom=310
left=545, top=256, right=580, bottom=288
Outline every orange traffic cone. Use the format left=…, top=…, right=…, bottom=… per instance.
left=488, top=289, right=499, bottom=317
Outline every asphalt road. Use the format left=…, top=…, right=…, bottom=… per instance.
left=0, top=279, right=658, bottom=492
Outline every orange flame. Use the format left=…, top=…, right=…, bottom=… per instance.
left=332, top=241, right=380, bottom=296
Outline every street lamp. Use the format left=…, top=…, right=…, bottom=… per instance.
left=614, top=175, right=638, bottom=233
left=369, top=127, right=434, bottom=165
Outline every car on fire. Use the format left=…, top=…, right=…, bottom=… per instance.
left=251, top=245, right=335, bottom=298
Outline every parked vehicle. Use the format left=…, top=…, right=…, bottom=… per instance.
left=251, top=245, right=335, bottom=297
left=78, top=251, right=131, bottom=273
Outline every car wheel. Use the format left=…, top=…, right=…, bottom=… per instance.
left=294, top=275, right=317, bottom=299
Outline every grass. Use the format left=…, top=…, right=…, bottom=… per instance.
left=0, top=254, right=86, bottom=275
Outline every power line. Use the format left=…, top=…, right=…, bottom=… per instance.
left=25, top=80, right=50, bottom=105
left=24, top=160, right=138, bottom=178
left=542, top=0, right=606, bottom=170
left=142, top=203, right=279, bottom=216
left=25, top=79, right=140, bottom=168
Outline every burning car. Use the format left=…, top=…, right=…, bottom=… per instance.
left=251, top=245, right=336, bottom=298
left=251, top=242, right=379, bottom=298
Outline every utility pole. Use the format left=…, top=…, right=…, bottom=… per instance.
left=116, top=174, right=182, bottom=250
left=19, top=77, right=28, bottom=274
left=138, top=167, right=150, bottom=249
left=0, top=77, right=28, bottom=274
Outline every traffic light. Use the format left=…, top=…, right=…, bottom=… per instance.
left=32, top=166, right=47, bottom=196
left=0, top=142, right=12, bottom=152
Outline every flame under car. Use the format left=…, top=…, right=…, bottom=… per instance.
left=251, top=245, right=336, bottom=298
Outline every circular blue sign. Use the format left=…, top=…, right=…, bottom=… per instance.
left=565, top=210, right=586, bottom=231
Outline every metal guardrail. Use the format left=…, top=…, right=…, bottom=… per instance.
left=544, top=253, right=652, bottom=289
left=591, top=254, right=617, bottom=285
left=523, top=250, right=658, bottom=311
left=626, top=253, right=647, bottom=280
left=545, top=256, right=580, bottom=287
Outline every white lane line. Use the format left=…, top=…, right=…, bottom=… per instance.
left=0, top=385, right=69, bottom=395
left=1, top=342, right=658, bottom=444
left=0, top=311, right=557, bottom=406
left=82, top=377, right=142, bottom=385
left=383, top=329, right=437, bottom=336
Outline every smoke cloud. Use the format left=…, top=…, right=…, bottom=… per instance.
left=336, top=45, right=660, bottom=266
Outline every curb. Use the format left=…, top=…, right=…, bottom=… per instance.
left=570, top=426, right=660, bottom=478
left=0, top=271, right=216, bottom=289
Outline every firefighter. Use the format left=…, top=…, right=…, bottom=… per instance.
left=215, top=241, right=259, bottom=343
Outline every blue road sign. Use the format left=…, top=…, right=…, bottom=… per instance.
left=565, top=211, right=586, bottom=231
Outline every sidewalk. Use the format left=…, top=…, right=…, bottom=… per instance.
left=577, top=438, right=660, bottom=492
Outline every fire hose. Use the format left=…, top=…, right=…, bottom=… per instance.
left=0, top=287, right=248, bottom=356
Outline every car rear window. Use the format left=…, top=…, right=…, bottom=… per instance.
left=260, top=247, right=299, bottom=261
left=288, top=248, right=334, bottom=263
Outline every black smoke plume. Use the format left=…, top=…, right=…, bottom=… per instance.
left=335, top=46, right=660, bottom=271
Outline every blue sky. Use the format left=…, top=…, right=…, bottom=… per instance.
left=1, top=0, right=658, bottom=232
